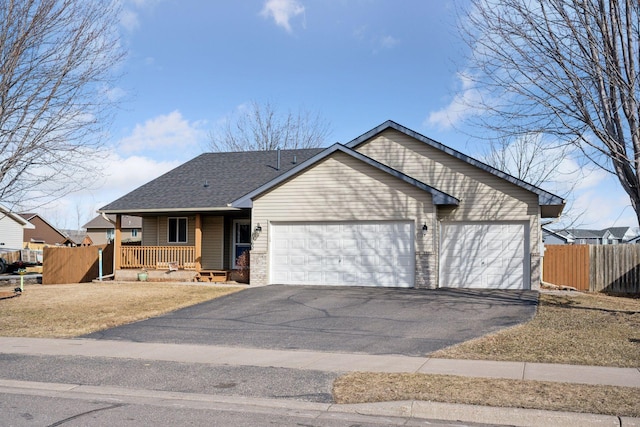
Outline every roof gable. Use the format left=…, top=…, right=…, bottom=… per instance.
left=19, top=213, right=67, bottom=240
left=231, top=144, right=460, bottom=208
left=346, top=121, right=565, bottom=215
left=0, top=204, right=34, bottom=229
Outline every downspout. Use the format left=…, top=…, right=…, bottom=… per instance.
left=101, top=212, right=115, bottom=224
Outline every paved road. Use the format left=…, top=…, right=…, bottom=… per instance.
left=85, top=285, right=537, bottom=356
left=1, top=383, right=502, bottom=427
left=0, top=353, right=336, bottom=402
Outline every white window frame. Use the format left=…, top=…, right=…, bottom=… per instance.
left=232, top=219, right=251, bottom=268
left=168, top=217, right=188, bottom=244
left=131, top=229, right=138, bottom=238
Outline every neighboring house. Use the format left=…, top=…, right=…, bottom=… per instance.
left=83, top=215, right=142, bottom=245
left=60, top=229, right=93, bottom=247
left=0, top=204, right=35, bottom=249
left=544, top=226, right=637, bottom=245
left=542, top=226, right=574, bottom=245
left=100, top=121, right=565, bottom=290
left=19, top=213, right=68, bottom=246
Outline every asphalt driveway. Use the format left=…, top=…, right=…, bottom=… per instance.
left=84, top=285, right=538, bottom=356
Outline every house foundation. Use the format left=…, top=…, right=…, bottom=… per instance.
left=249, top=251, right=268, bottom=286
left=115, top=269, right=197, bottom=282
left=415, top=252, right=436, bottom=289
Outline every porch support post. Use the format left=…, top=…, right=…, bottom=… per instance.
left=195, top=213, right=202, bottom=271
left=114, top=214, right=122, bottom=270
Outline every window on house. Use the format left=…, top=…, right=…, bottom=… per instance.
left=131, top=229, right=138, bottom=237
left=106, top=229, right=115, bottom=241
left=168, top=217, right=187, bottom=243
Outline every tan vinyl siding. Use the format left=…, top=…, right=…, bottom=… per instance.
left=157, top=216, right=196, bottom=246
left=252, top=151, right=435, bottom=254
left=142, top=217, right=158, bottom=245
left=202, top=216, right=224, bottom=269
left=86, top=229, right=108, bottom=246
left=355, top=129, right=541, bottom=250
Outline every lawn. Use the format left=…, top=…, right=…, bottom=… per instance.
left=0, top=282, right=243, bottom=337
left=432, top=291, right=640, bottom=368
left=333, top=291, right=640, bottom=416
left=333, top=372, right=640, bottom=417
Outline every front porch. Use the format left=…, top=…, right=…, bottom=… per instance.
left=111, top=212, right=251, bottom=283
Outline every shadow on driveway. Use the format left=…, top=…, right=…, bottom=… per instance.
left=84, top=285, right=538, bottom=356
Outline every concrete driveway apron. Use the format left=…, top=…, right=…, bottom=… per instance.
left=84, top=285, right=537, bottom=356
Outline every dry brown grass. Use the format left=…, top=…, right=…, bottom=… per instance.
left=333, top=372, right=640, bottom=417
left=432, top=292, right=640, bottom=368
left=0, top=282, right=243, bottom=337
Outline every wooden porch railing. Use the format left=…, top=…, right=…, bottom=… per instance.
left=120, top=246, right=196, bottom=270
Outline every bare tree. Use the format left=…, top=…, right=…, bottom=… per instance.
left=0, top=0, right=125, bottom=209
left=483, top=133, right=587, bottom=226
left=458, top=0, right=640, bottom=224
left=210, top=101, right=331, bottom=152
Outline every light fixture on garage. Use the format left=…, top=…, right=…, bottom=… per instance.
left=422, top=224, right=428, bottom=236
left=251, top=223, right=263, bottom=247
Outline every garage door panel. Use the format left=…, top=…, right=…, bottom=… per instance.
left=395, top=256, right=413, bottom=267
left=440, top=222, right=528, bottom=290
left=270, top=221, right=414, bottom=287
left=290, top=256, right=305, bottom=266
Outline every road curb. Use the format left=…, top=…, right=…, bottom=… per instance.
left=1, top=379, right=637, bottom=426
left=336, top=400, right=629, bottom=426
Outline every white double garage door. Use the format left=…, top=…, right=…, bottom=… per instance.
left=269, top=221, right=529, bottom=289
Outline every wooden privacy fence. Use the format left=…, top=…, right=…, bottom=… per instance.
left=43, top=244, right=113, bottom=285
left=542, top=245, right=590, bottom=291
left=543, top=244, right=640, bottom=294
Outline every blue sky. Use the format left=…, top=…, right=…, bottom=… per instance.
left=43, top=0, right=637, bottom=231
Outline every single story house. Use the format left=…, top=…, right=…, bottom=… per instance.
left=60, top=229, right=94, bottom=247
left=543, top=226, right=637, bottom=245
left=0, top=204, right=35, bottom=249
left=100, top=121, right=564, bottom=289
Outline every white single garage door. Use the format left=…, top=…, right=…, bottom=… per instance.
left=270, top=221, right=415, bottom=287
left=440, top=222, right=529, bottom=289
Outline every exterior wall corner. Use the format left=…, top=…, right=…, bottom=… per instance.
left=415, top=252, right=437, bottom=289
left=530, top=252, right=541, bottom=290
left=250, top=251, right=268, bottom=286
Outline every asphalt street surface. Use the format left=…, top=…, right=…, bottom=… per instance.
left=1, top=391, right=501, bottom=427
left=85, top=285, right=538, bottom=356
left=0, top=353, right=336, bottom=403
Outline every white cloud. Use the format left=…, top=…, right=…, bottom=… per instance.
left=261, top=0, right=305, bottom=33
left=379, top=35, right=399, bottom=50
left=120, top=0, right=164, bottom=33
left=117, top=110, right=207, bottom=158
left=427, top=72, right=484, bottom=129
left=120, top=8, right=140, bottom=32
left=37, top=151, right=182, bottom=229
left=102, top=85, right=127, bottom=102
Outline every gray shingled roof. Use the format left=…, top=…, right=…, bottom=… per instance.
left=231, top=143, right=460, bottom=208
left=606, top=227, right=630, bottom=239
left=100, top=149, right=323, bottom=213
left=83, top=214, right=142, bottom=229
left=550, top=227, right=632, bottom=240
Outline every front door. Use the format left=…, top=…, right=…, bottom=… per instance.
left=232, top=219, right=251, bottom=268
